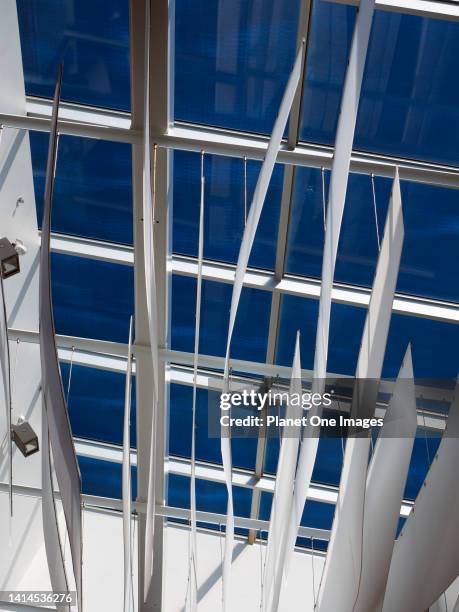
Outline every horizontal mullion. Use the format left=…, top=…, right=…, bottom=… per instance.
left=1, top=99, right=457, bottom=189
left=326, top=0, right=459, bottom=21
left=47, top=234, right=459, bottom=325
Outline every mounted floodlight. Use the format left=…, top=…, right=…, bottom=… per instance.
left=11, top=421, right=39, bottom=457
left=0, top=238, right=20, bottom=279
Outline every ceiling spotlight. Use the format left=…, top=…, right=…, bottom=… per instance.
left=0, top=237, right=20, bottom=279
left=14, top=239, right=27, bottom=256
left=11, top=421, right=39, bottom=457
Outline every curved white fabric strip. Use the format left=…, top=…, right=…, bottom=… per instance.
left=454, top=594, right=459, bottom=612
left=42, top=407, right=70, bottom=612
left=189, top=157, right=205, bottom=611
left=39, top=64, right=82, bottom=612
left=0, top=275, right=12, bottom=515
left=353, top=345, right=417, bottom=612
left=123, top=316, right=134, bottom=612
left=220, top=43, right=304, bottom=611
left=317, top=170, right=404, bottom=612
left=284, top=0, right=377, bottom=579
left=143, top=0, right=161, bottom=598
left=263, top=332, right=302, bottom=612
left=381, top=379, right=459, bottom=612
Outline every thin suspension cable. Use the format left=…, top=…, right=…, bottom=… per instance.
left=66, top=346, right=75, bottom=402
left=311, top=537, right=317, bottom=609
left=218, top=522, right=224, bottom=609
left=0, top=274, right=13, bottom=517
left=258, top=531, right=264, bottom=611
left=421, top=402, right=431, bottom=468
left=152, top=143, right=158, bottom=224
left=130, top=515, right=136, bottom=612
left=243, top=156, right=248, bottom=227
left=370, top=173, right=381, bottom=251
left=321, top=167, right=326, bottom=233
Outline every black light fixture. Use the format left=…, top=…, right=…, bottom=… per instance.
left=0, top=237, right=20, bottom=279
left=11, top=421, right=39, bottom=457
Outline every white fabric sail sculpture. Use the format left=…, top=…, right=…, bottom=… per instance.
left=283, top=0, right=377, bottom=578
left=123, top=316, right=134, bottom=612
left=143, top=0, right=162, bottom=599
left=381, top=378, right=459, bottom=612
left=317, top=170, right=404, bottom=612
left=39, top=64, right=83, bottom=611
left=352, top=345, right=417, bottom=612
left=0, top=275, right=12, bottom=515
left=219, top=43, right=304, bottom=611
left=189, top=155, right=205, bottom=612
left=42, top=405, right=70, bottom=612
left=262, top=332, right=302, bottom=612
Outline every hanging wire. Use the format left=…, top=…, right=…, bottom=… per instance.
left=311, top=537, right=317, bottom=609
left=152, top=143, right=158, bottom=224
left=370, top=173, right=381, bottom=252
left=243, top=155, right=248, bottom=227
left=66, top=346, right=75, bottom=402
left=130, top=514, right=136, bottom=612
left=421, top=400, right=432, bottom=469
left=258, top=530, right=264, bottom=611
left=321, top=167, right=327, bottom=233
left=218, top=522, right=224, bottom=609
left=11, top=339, right=20, bottom=412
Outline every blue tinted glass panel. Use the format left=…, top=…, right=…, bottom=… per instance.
left=286, top=169, right=459, bottom=303
left=78, top=456, right=137, bottom=499
left=168, top=474, right=252, bottom=518
left=277, top=295, right=459, bottom=379
left=404, top=433, right=441, bottom=501
left=61, top=363, right=136, bottom=447
left=265, top=435, right=344, bottom=488
left=172, top=275, right=271, bottom=363
left=276, top=296, right=366, bottom=376
left=52, top=253, right=134, bottom=343
left=30, top=133, right=133, bottom=245
left=175, top=0, right=301, bottom=134
left=260, top=492, right=334, bottom=531
left=17, top=0, right=130, bottom=110
left=173, top=151, right=283, bottom=270
left=300, top=2, right=459, bottom=165
left=169, top=384, right=257, bottom=471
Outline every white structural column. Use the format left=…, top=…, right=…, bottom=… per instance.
left=130, top=0, right=172, bottom=609
left=263, top=333, right=302, bottom=612
left=353, top=345, right=417, bottom=612
left=317, top=171, right=404, bottom=612
left=142, top=1, right=162, bottom=601
left=284, top=0, right=376, bottom=579
left=123, top=317, right=134, bottom=612
left=381, top=379, right=459, bottom=612
left=220, top=44, right=304, bottom=610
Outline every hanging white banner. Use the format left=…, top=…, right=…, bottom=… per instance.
left=263, top=331, right=302, bottom=612
left=353, top=345, right=417, bottom=612
left=189, top=155, right=205, bottom=612
left=220, top=42, right=304, bottom=611
left=123, top=316, right=134, bottom=612
left=39, top=64, right=83, bottom=612
left=317, top=170, right=404, bottom=612
left=284, top=0, right=377, bottom=581
left=42, top=406, right=70, bottom=612
left=381, top=379, right=459, bottom=612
